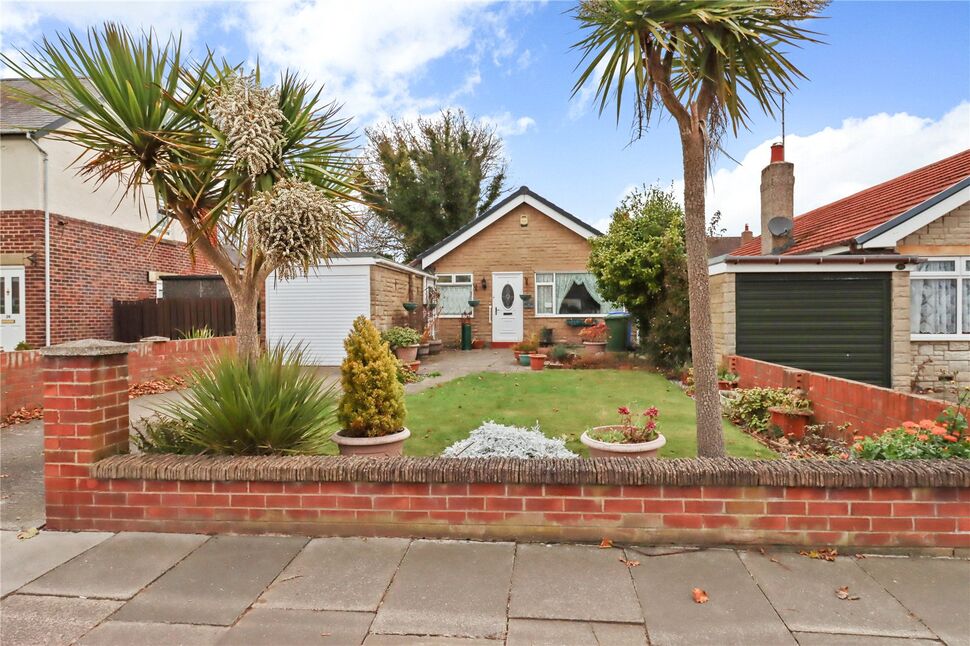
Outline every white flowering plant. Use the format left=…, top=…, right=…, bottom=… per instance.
left=442, top=421, right=577, bottom=459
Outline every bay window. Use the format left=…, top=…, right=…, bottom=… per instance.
left=910, top=258, right=970, bottom=337
left=535, top=271, right=613, bottom=316
left=438, top=273, right=474, bottom=317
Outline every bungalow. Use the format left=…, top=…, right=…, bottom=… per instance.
left=709, top=146, right=970, bottom=390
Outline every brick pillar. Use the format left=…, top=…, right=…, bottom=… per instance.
left=42, top=339, right=134, bottom=528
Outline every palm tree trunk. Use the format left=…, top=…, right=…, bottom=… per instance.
left=680, top=129, right=726, bottom=457
left=231, top=287, right=261, bottom=361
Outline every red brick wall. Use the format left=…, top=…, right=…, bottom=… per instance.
left=1, top=349, right=43, bottom=417
left=730, top=355, right=948, bottom=437
left=0, top=210, right=217, bottom=347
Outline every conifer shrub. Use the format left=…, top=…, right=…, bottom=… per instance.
left=339, top=316, right=407, bottom=437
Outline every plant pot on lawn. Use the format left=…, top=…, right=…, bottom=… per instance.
left=768, top=406, right=813, bottom=440
left=382, top=326, right=421, bottom=363
left=529, top=354, right=546, bottom=370
left=581, top=406, right=665, bottom=459
left=336, top=316, right=410, bottom=457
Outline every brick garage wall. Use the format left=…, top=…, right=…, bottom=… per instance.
left=0, top=210, right=216, bottom=348
left=432, top=203, right=597, bottom=347
left=730, top=355, right=948, bottom=437
left=2, top=336, right=232, bottom=418
left=369, top=264, right=425, bottom=333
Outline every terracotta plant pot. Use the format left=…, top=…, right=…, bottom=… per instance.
left=393, top=344, right=419, bottom=362
left=471, top=339, right=485, bottom=350
left=406, top=360, right=421, bottom=372
left=583, top=341, right=606, bottom=356
left=581, top=426, right=666, bottom=458
left=529, top=354, right=546, bottom=370
left=513, top=350, right=522, bottom=362
left=518, top=353, right=532, bottom=366
left=332, top=428, right=411, bottom=456
left=768, top=406, right=813, bottom=440
left=417, top=343, right=430, bottom=357
left=428, top=340, right=443, bottom=355
left=717, top=379, right=737, bottom=391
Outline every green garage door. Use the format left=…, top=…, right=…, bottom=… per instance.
left=736, top=272, right=891, bottom=387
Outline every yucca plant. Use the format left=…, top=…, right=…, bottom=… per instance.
left=146, top=344, right=339, bottom=455
left=177, top=326, right=214, bottom=339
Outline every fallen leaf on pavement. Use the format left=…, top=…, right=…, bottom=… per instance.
left=799, top=548, right=838, bottom=561
left=619, top=558, right=640, bottom=568
left=692, top=588, right=709, bottom=604
left=599, top=538, right=613, bottom=549
left=2, top=406, right=43, bottom=427
left=16, top=527, right=39, bottom=540
left=835, top=586, right=860, bottom=601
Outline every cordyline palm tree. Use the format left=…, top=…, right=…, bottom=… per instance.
left=572, top=0, right=825, bottom=457
left=3, top=24, right=359, bottom=359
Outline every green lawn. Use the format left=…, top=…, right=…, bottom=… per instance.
left=403, top=370, right=775, bottom=458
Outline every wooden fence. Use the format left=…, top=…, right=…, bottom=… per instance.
left=113, top=298, right=235, bottom=342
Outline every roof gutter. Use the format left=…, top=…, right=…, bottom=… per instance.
left=24, top=131, right=51, bottom=347
left=723, top=254, right=922, bottom=266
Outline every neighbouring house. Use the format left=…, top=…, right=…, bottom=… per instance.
left=0, top=79, right=215, bottom=350
left=264, top=254, right=434, bottom=365
left=413, top=186, right=613, bottom=347
left=709, top=145, right=970, bottom=390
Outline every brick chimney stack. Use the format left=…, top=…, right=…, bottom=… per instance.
left=761, top=142, right=795, bottom=254
left=741, top=224, right=754, bottom=246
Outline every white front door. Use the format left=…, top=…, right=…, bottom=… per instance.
left=0, top=266, right=26, bottom=350
left=491, top=272, right=523, bottom=344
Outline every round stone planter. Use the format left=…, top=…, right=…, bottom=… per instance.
left=393, top=344, right=420, bottom=362
left=580, top=426, right=666, bottom=459
left=583, top=341, right=606, bottom=356
left=332, top=428, right=411, bottom=457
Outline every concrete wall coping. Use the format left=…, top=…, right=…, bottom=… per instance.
left=41, top=339, right=137, bottom=357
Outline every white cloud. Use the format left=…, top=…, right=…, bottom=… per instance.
left=682, top=102, right=970, bottom=235
left=480, top=111, right=535, bottom=137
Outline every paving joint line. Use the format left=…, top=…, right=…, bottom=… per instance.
left=363, top=537, right=413, bottom=640
left=853, top=556, right=944, bottom=643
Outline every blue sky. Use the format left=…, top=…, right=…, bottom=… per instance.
left=4, top=1, right=969, bottom=234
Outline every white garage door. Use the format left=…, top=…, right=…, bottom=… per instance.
left=265, top=265, right=371, bottom=365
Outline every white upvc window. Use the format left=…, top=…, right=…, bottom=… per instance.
left=437, top=273, right=474, bottom=317
left=910, top=257, right=970, bottom=339
left=533, top=271, right=613, bottom=317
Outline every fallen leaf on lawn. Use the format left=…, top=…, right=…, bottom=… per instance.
left=691, top=588, right=709, bottom=604
left=598, top=538, right=613, bottom=549
left=619, top=558, right=640, bottom=568
left=799, top=548, right=838, bottom=561
left=16, top=527, right=39, bottom=540
left=835, top=586, right=860, bottom=601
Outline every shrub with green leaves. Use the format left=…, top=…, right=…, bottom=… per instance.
left=340, top=316, right=406, bottom=437
left=381, top=326, right=420, bottom=349
left=145, top=344, right=338, bottom=455
left=852, top=402, right=970, bottom=459
left=725, top=387, right=803, bottom=433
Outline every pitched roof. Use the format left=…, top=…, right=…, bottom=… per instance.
left=0, top=79, right=64, bottom=133
left=415, top=186, right=601, bottom=268
left=732, top=149, right=970, bottom=256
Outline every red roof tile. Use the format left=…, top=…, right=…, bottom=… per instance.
left=732, top=149, right=970, bottom=256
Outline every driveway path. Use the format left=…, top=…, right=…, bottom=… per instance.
left=1, top=531, right=967, bottom=645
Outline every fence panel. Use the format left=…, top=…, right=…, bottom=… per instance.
left=113, top=298, right=235, bottom=341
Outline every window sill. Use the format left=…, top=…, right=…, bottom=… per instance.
left=911, top=335, right=970, bottom=342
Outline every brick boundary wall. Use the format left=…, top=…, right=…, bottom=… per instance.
left=2, top=336, right=233, bottom=418
left=729, top=355, right=948, bottom=438
left=40, top=341, right=970, bottom=552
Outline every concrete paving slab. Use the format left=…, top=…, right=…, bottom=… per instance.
left=740, top=551, right=935, bottom=639
left=628, top=549, right=795, bottom=645
left=21, top=532, right=208, bottom=599
left=111, top=535, right=306, bottom=626
left=0, top=594, right=122, bottom=646
left=1, top=529, right=112, bottom=596
left=510, top=543, right=643, bottom=623
left=370, top=540, right=514, bottom=639
left=259, top=537, right=409, bottom=611
left=218, top=608, right=373, bottom=645
left=77, top=621, right=226, bottom=646
left=506, top=618, right=648, bottom=646
left=793, top=633, right=944, bottom=645
left=364, top=635, right=501, bottom=645
left=858, top=556, right=970, bottom=646
left=0, top=422, right=45, bottom=530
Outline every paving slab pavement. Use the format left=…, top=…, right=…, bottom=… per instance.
left=76, top=621, right=227, bottom=646
left=793, top=633, right=945, bottom=645
left=369, top=539, right=514, bottom=639
left=20, top=532, right=208, bottom=599
left=259, top=536, right=409, bottom=611
left=218, top=608, right=374, bottom=645
left=506, top=618, right=648, bottom=646
left=364, top=635, right=502, bottom=645
left=858, top=556, right=970, bottom=646
left=0, top=529, right=112, bottom=596
left=740, top=551, right=937, bottom=640
left=0, top=594, right=122, bottom=646
left=628, top=548, right=796, bottom=645
left=404, top=349, right=526, bottom=394
left=509, top=543, right=643, bottom=624
left=111, top=535, right=307, bottom=626
left=0, top=421, right=45, bottom=530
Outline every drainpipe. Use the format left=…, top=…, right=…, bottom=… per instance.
left=25, top=132, right=51, bottom=347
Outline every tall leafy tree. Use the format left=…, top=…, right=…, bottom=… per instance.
left=360, top=109, right=507, bottom=260
left=572, top=0, right=825, bottom=457
left=4, top=25, right=360, bottom=359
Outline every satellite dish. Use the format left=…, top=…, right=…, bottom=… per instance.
left=767, top=216, right=793, bottom=237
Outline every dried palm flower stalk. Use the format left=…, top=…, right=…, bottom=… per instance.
left=207, top=73, right=285, bottom=177
left=246, top=179, right=344, bottom=279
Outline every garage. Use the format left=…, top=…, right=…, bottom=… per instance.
left=265, top=254, right=434, bottom=365
left=736, top=272, right=892, bottom=387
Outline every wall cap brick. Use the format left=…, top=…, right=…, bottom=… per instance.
left=42, top=339, right=137, bottom=357
left=139, top=336, right=170, bottom=343
left=91, top=455, right=970, bottom=488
